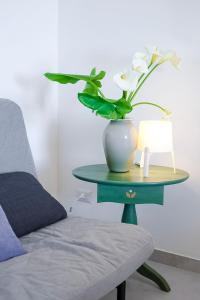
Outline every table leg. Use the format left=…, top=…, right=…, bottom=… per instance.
left=122, top=203, right=137, bottom=224
left=121, top=203, right=171, bottom=292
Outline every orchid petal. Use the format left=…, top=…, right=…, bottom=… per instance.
left=146, top=45, right=161, bottom=64
left=159, top=51, right=181, bottom=68
left=132, top=58, right=148, bottom=74
left=168, top=52, right=181, bottom=68
left=134, top=52, right=147, bottom=60
left=113, top=70, right=138, bottom=91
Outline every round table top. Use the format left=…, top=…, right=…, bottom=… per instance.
left=72, top=164, right=189, bottom=187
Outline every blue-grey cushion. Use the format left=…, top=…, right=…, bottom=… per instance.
left=0, top=206, right=26, bottom=262
left=0, top=172, right=67, bottom=237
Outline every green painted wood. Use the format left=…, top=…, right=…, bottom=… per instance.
left=137, top=263, right=171, bottom=292
left=73, top=164, right=189, bottom=187
left=122, top=204, right=138, bottom=224
left=97, top=183, right=164, bottom=205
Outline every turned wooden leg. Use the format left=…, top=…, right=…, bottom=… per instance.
left=121, top=204, right=171, bottom=293
left=122, top=204, right=137, bottom=224
left=117, top=281, right=126, bottom=300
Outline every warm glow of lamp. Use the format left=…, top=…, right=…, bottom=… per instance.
left=137, top=120, right=175, bottom=177
left=137, top=120, right=173, bottom=152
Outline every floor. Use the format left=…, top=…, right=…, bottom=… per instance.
left=101, top=261, right=200, bottom=300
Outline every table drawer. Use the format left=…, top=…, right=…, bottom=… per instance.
left=97, top=184, right=164, bottom=205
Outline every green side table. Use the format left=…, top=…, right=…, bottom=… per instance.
left=72, top=164, right=189, bottom=292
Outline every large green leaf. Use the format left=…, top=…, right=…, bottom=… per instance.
left=44, top=69, right=106, bottom=85
left=44, top=73, right=89, bottom=84
left=78, top=93, right=131, bottom=119
left=78, top=93, right=119, bottom=119
left=78, top=93, right=105, bottom=110
left=115, top=99, right=132, bottom=115
left=96, top=104, right=119, bottom=119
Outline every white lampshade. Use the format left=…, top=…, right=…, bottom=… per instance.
left=137, top=120, right=173, bottom=153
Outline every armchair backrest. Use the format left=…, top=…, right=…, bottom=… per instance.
left=0, top=99, right=36, bottom=176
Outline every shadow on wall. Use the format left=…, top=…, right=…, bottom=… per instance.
left=14, top=73, right=58, bottom=196
left=137, top=181, right=200, bottom=258
left=15, top=73, right=53, bottom=111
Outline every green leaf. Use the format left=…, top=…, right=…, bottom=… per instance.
left=78, top=93, right=121, bottom=119
left=96, top=104, right=118, bottom=119
left=78, top=93, right=105, bottom=110
left=89, top=68, right=106, bottom=80
left=44, top=69, right=106, bottom=85
left=44, top=73, right=91, bottom=84
left=92, top=70, right=106, bottom=80
left=93, top=80, right=102, bottom=88
left=90, top=68, right=97, bottom=77
left=77, top=93, right=131, bottom=119
left=83, top=85, right=98, bottom=96
left=115, top=99, right=132, bottom=115
left=83, top=68, right=99, bottom=96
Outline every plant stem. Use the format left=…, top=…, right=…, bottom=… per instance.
left=98, top=89, right=106, bottom=98
left=89, top=81, right=105, bottom=98
left=127, top=62, right=156, bottom=103
left=138, top=73, right=145, bottom=83
left=132, top=101, right=170, bottom=115
left=127, top=73, right=146, bottom=103
left=123, top=91, right=127, bottom=100
left=130, top=63, right=160, bottom=103
left=127, top=91, right=134, bottom=102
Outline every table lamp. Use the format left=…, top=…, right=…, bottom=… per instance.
left=137, top=120, right=175, bottom=177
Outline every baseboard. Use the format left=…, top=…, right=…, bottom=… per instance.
left=150, top=249, right=200, bottom=273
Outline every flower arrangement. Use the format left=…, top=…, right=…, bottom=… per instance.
left=45, top=46, right=180, bottom=120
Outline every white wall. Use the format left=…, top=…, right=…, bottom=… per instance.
left=58, top=0, right=200, bottom=259
left=2, top=0, right=199, bottom=259
left=0, top=0, right=58, bottom=195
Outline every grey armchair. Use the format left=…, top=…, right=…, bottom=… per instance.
left=0, top=99, right=154, bottom=300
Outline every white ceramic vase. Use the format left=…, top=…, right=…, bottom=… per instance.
left=103, top=119, right=138, bottom=173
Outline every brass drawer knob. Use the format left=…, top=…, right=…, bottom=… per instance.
left=126, top=190, right=136, bottom=199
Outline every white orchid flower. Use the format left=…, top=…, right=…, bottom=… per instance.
left=159, top=51, right=181, bottom=68
left=113, top=70, right=138, bottom=91
left=167, top=52, right=181, bottom=68
left=146, top=46, right=161, bottom=64
left=134, top=52, right=147, bottom=61
left=132, top=51, right=149, bottom=74
left=132, top=58, right=148, bottom=74
left=132, top=58, right=148, bottom=73
left=146, top=46, right=181, bottom=68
